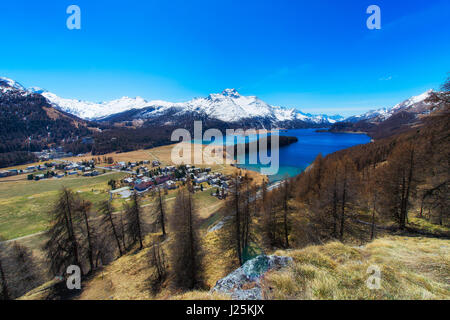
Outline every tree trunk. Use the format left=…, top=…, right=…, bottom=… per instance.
left=120, top=212, right=126, bottom=251
left=282, top=180, right=290, bottom=248
left=402, top=147, right=415, bottom=229
left=340, top=176, right=347, bottom=241
left=136, top=205, right=143, bottom=250
left=0, top=258, right=10, bottom=300
left=81, top=203, right=95, bottom=273
left=108, top=211, right=123, bottom=256
left=64, top=190, right=82, bottom=274
left=158, top=188, right=166, bottom=237
left=370, top=207, right=376, bottom=240
left=332, top=174, right=338, bottom=237
left=234, top=179, right=242, bottom=266
left=187, top=191, right=196, bottom=287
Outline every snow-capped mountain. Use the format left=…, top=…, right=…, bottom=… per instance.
left=0, top=77, right=344, bottom=127
left=345, top=90, right=433, bottom=123
left=0, top=77, right=29, bottom=95
left=330, top=89, right=437, bottom=139
left=389, top=89, right=434, bottom=115
left=344, top=108, right=390, bottom=123
left=41, top=92, right=151, bottom=120
left=38, top=86, right=342, bottom=128
left=0, top=78, right=92, bottom=156
left=0, top=76, right=434, bottom=130
left=105, top=88, right=340, bottom=124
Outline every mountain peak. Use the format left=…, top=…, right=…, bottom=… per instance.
left=0, top=77, right=26, bottom=91
left=221, top=88, right=240, bottom=98
left=28, top=87, right=48, bottom=94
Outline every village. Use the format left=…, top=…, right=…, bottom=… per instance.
left=107, top=160, right=232, bottom=200
left=0, top=157, right=233, bottom=200
left=0, top=160, right=101, bottom=180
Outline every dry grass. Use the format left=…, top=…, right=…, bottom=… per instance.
left=19, top=205, right=238, bottom=300
left=408, top=217, right=450, bottom=236
left=64, top=145, right=177, bottom=167
left=201, top=222, right=240, bottom=289
left=20, top=234, right=449, bottom=300
left=75, top=233, right=165, bottom=300
left=171, top=291, right=230, bottom=300
left=262, top=236, right=449, bottom=300
left=75, top=225, right=238, bottom=300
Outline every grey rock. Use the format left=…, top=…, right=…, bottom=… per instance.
left=211, top=255, right=292, bottom=300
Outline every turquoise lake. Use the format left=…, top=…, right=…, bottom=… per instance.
left=193, top=129, right=371, bottom=182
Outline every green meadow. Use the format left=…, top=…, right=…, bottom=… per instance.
left=0, top=172, right=224, bottom=241
left=0, top=172, right=127, bottom=240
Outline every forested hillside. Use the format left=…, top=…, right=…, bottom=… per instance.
left=329, top=89, right=449, bottom=139
left=0, top=87, right=92, bottom=167
left=293, top=83, right=449, bottom=242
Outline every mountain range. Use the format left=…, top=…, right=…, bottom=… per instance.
left=344, top=90, right=434, bottom=123
left=1, top=76, right=437, bottom=129
left=2, top=77, right=344, bottom=128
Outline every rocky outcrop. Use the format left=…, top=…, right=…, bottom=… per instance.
left=211, top=255, right=292, bottom=300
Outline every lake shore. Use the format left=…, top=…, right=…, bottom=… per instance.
left=235, top=128, right=371, bottom=182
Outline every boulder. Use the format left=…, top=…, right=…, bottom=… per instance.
left=211, top=255, right=292, bottom=300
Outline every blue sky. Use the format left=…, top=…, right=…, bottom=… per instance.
left=0, top=0, right=449, bottom=117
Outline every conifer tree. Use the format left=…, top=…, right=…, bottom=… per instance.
left=169, top=180, right=203, bottom=290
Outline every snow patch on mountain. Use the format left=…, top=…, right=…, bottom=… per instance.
left=28, top=87, right=48, bottom=94
left=390, top=89, right=433, bottom=112
left=345, top=90, right=433, bottom=123
left=0, top=77, right=26, bottom=91
left=41, top=92, right=152, bottom=120
left=0, top=77, right=33, bottom=97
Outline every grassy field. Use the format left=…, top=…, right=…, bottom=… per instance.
left=0, top=175, right=229, bottom=242
left=64, top=143, right=232, bottom=170
left=0, top=172, right=228, bottom=241
left=0, top=142, right=264, bottom=241
left=264, top=236, right=450, bottom=299
left=0, top=172, right=127, bottom=240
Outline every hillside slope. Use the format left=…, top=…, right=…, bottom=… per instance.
left=264, top=236, right=449, bottom=300
left=332, top=90, right=446, bottom=139
left=19, top=235, right=449, bottom=300
left=0, top=79, right=95, bottom=167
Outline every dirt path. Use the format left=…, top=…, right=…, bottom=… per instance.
left=0, top=231, right=46, bottom=244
